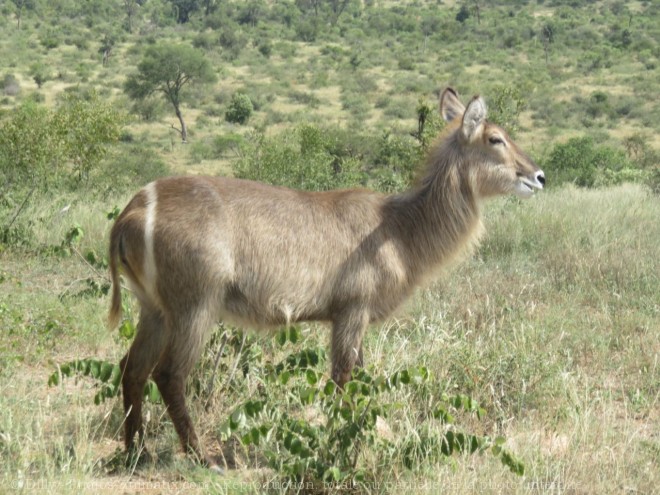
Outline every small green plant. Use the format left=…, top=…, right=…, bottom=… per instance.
left=219, top=327, right=524, bottom=486
left=48, top=358, right=161, bottom=405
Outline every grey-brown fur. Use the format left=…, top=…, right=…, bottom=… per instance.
left=108, top=88, right=545, bottom=468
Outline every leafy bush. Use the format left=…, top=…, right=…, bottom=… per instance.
left=40, top=29, right=61, bottom=49
left=192, top=32, right=217, bottom=50
left=93, top=145, right=170, bottom=195
left=225, top=93, right=254, bottom=125
left=488, top=85, right=527, bottom=136
left=1, top=74, right=20, bottom=96
left=48, top=358, right=160, bottom=406
left=130, top=96, right=167, bottom=121
left=235, top=125, right=364, bottom=191
left=213, top=132, right=245, bottom=156
left=219, top=327, right=525, bottom=486
left=257, top=38, right=273, bottom=58
left=218, top=23, right=247, bottom=59
left=295, top=18, right=319, bottom=42
left=543, top=136, right=635, bottom=187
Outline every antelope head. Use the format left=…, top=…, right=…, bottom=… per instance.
left=440, top=87, right=545, bottom=199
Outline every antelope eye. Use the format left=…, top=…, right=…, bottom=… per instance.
left=488, top=136, right=505, bottom=145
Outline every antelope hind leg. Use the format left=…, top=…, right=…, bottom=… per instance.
left=120, top=307, right=168, bottom=461
left=152, top=307, right=221, bottom=471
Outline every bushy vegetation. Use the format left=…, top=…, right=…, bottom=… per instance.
left=0, top=0, right=659, bottom=493
left=224, top=92, right=253, bottom=125
left=543, top=136, right=638, bottom=187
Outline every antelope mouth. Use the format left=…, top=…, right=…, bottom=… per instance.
left=515, top=175, right=545, bottom=198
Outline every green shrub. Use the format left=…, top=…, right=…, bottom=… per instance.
left=130, top=96, right=167, bottom=121
left=397, top=57, right=416, bottom=71
left=213, top=133, right=245, bottom=156
left=543, top=136, right=635, bottom=187
left=218, top=24, right=247, bottom=59
left=192, top=32, right=217, bottom=50
left=222, top=342, right=525, bottom=485
left=188, top=140, right=215, bottom=163
left=295, top=18, right=319, bottom=42
left=40, top=30, right=61, bottom=49
left=257, top=38, right=273, bottom=58
left=1, top=74, right=20, bottom=96
left=225, top=93, right=254, bottom=125
left=93, top=145, right=170, bottom=195
left=234, top=125, right=364, bottom=191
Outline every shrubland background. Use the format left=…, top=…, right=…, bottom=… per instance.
left=0, top=1, right=658, bottom=494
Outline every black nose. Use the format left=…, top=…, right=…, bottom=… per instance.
left=537, top=171, right=546, bottom=186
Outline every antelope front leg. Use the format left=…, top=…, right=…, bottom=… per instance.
left=331, top=310, right=369, bottom=388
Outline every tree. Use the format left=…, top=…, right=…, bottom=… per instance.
left=456, top=5, right=470, bottom=23
left=11, top=0, right=34, bottom=29
left=99, top=33, right=115, bottom=66
left=124, top=44, right=216, bottom=142
left=169, top=0, right=200, bottom=23
left=329, top=0, right=351, bottom=25
left=295, top=0, right=351, bottom=25
left=123, top=0, right=139, bottom=32
left=541, top=23, right=554, bottom=64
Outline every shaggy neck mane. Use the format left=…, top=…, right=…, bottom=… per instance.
left=384, top=127, right=483, bottom=282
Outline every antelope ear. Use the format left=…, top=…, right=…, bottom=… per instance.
left=440, top=87, right=465, bottom=123
left=461, top=96, right=487, bottom=141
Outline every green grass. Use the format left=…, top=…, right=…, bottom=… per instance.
left=1, top=184, right=657, bottom=493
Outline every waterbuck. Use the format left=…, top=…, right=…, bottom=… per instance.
left=108, top=87, right=545, bottom=468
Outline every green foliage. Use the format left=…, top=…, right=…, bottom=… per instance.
left=124, top=43, right=216, bottom=141
left=649, top=167, right=660, bottom=196
left=543, top=136, right=636, bottom=188
left=29, top=62, right=50, bottom=89
left=456, top=5, right=470, bottom=23
left=218, top=23, right=248, bottom=59
left=93, top=145, right=170, bottom=195
left=169, top=0, right=200, bottom=24
left=48, top=358, right=161, bottom=405
left=54, top=92, right=125, bottom=182
left=219, top=327, right=525, bottom=486
left=1, top=73, right=20, bottom=96
left=372, top=132, right=423, bottom=192
left=0, top=93, right=124, bottom=188
left=124, top=43, right=216, bottom=103
left=224, top=92, right=253, bottom=125
left=488, top=85, right=526, bottom=137
left=0, top=101, right=62, bottom=188
left=235, top=124, right=364, bottom=191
